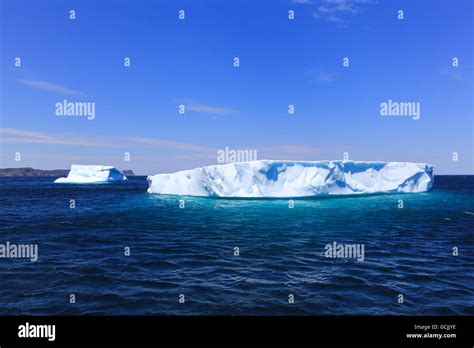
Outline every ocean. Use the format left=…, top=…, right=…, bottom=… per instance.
left=0, top=176, right=473, bottom=315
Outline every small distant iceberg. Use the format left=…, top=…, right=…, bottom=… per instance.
left=54, top=165, right=128, bottom=184
left=147, top=160, right=434, bottom=198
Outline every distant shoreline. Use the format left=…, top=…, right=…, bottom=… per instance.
left=0, top=167, right=135, bottom=177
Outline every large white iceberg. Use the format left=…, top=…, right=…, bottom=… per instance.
left=147, top=160, right=433, bottom=198
left=54, top=165, right=127, bottom=183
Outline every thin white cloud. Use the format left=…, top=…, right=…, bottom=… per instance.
left=16, top=79, right=86, bottom=96
left=306, top=69, right=338, bottom=82
left=2, top=128, right=347, bottom=155
left=1, top=128, right=54, bottom=140
left=325, top=15, right=347, bottom=24
left=120, top=136, right=212, bottom=152
left=0, top=128, right=213, bottom=151
left=0, top=128, right=107, bottom=146
left=176, top=99, right=238, bottom=116
left=186, top=103, right=237, bottom=116
left=440, top=65, right=473, bottom=82
left=298, top=0, right=377, bottom=25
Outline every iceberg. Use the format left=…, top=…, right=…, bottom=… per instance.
left=147, top=160, right=434, bottom=198
left=54, top=165, right=127, bottom=183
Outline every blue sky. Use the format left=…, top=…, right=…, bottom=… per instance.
left=0, top=0, right=472, bottom=174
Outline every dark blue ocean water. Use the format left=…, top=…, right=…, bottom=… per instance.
left=0, top=176, right=473, bottom=315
